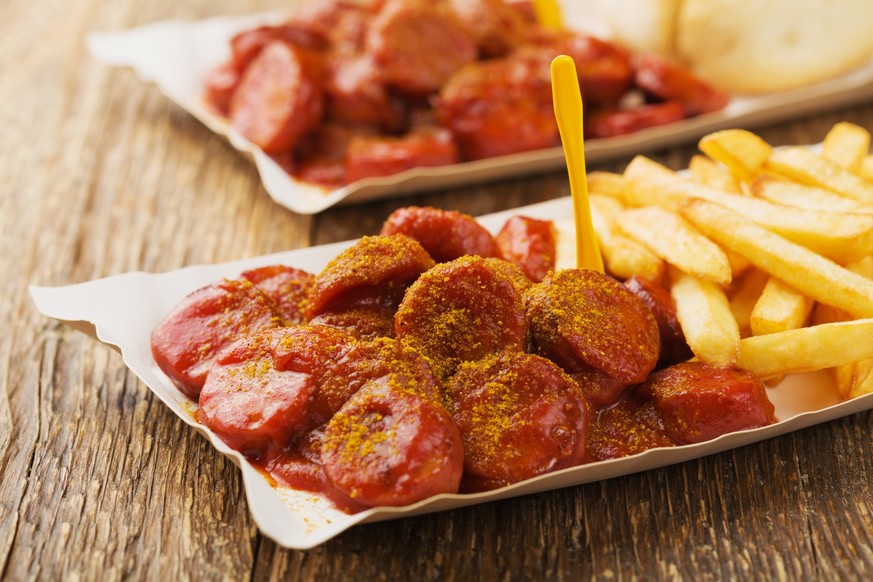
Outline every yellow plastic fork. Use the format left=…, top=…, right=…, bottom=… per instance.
left=551, top=55, right=604, bottom=273
left=533, top=0, right=563, bottom=30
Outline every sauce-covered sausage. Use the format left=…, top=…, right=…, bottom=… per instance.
left=198, top=325, right=356, bottom=455
left=344, top=127, right=459, bottom=183
left=395, top=255, right=528, bottom=379
left=584, top=386, right=675, bottom=462
left=632, top=52, right=730, bottom=116
left=585, top=101, right=687, bottom=139
left=624, top=275, right=693, bottom=368
left=495, top=215, right=556, bottom=282
left=446, top=0, right=531, bottom=58
left=380, top=206, right=501, bottom=262
left=366, top=0, right=476, bottom=95
left=150, top=278, right=283, bottom=399
left=323, top=54, right=406, bottom=131
left=309, top=304, right=396, bottom=341
left=526, top=269, right=660, bottom=407
left=640, top=362, right=776, bottom=444
left=519, top=31, right=633, bottom=107
left=446, top=351, right=590, bottom=492
left=311, top=336, right=443, bottom=425
left=229, top=40, right=324, bottom=153
left=306, top=234, right=435, bottom=318
left=240, top=264, right=314, bottom=325
left=435, top=55, right=558, bottom=160
left=322, top=380, right=464, bottom=507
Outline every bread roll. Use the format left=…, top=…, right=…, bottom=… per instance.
left=574, top=0, right=873, bottom=94
left=676, top=0, right=873, bottom=93
left=582, top=0, right=682, bottom=56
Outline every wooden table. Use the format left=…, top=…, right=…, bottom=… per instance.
left=3, top=0, right=873, bottom=579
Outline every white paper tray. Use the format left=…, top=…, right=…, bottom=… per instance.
left=85, top=5, right=873, bottom=214
left=30, top=197, right=873, bottom=549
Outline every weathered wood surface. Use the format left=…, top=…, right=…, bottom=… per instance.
left=2, top=0, right=873, bottom=579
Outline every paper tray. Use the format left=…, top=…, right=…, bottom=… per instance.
left=30, top=197, right=873, bottom=549
left=85, top=6, right=873, bottom=214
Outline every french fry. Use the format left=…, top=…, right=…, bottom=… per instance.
left=725, top=249, right=752, bottom=279
left=861, top=155, right=873, bottom=182
left=821, top=122, right=870, bottom=174
left=728, top=269, right=769, bottom=336
left=689, top=154, right=742, bottom=193
left=587, top=171, right=627, bottom=198
left=698, top=129, right=773, bottom=182
left=589, top=193, right=625, bottom=220
left=847, top=361, right=873, bottom=399
left=680, top=198, right=873, bottom=318
left=750, top=176, right=872, bottom=214
left=599, top=235, right=666, bottom=283
left=617, top=206, right=732, bottom=284
left=588, top=195, right=668, bottom=285
left=623, top=158, right=873, bottom=262
left=825, top=256, right=873, bottom=399
left=749, top=277, right=813, bottom=336
left=553, top=213, right=665, bottom=282
left=669, top=266, right=740, bottom=367
left=765, top=147, right=873, bottom=205
left=736, top=319, right=873, bottom=378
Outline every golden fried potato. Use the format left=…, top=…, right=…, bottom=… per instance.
left=766, top=147, right=873, bottom=205
left=822, top=122, right=871, bottom=174
left=617, top=206, right=732, bottom=284
left=669, top=266, right=740, bottom=367
left=680, top=198, right=873, bottom=318
left=736, top=319, right=873, bottom=378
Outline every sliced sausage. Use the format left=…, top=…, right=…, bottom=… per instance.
left=197, top=325, right=356, bottom=456
left=291, top=0, right=377, bottom=55
left=150, top=278, right=283, bottom=399
left=446, top=0, right=532, bottom=58
left=495, top=215, right=556, bottom=282
left=435, top=55, right=558, bottom=160
left=380, top=206, right=501, bottom=263
left=264, top=427, right=368, bottom=514
left=519, top=31, right=633, bottom=107
left=632, top=52, right=730, bottom=115
left=446, top=351, right=590, bottom=492
left=585, top=101, right=687, bottom=139
left=324, top=54, right=407, bottom=131
left=344, top=126, right=459, bottom=183
left=526, top=269, right=660, bottom=407
left=640, top=362, right=776, bottom=444
left=311, top=336, right=443, bottom=425
left=230, top=40, right=324, bottom=153
left=585, top=386, right=675, bottom=462
left=240, top=264, right=314, bottom=325
left=366, top=0, right=476, bottom=95
left=204, top=24, right=324, bottom=115
left=307, top=234, right=435, bottom=318
left=292, top=122, right=375, bottom=188
left=395, top=255, right=528, bottom=379
left=309, top=304, right=396, bottom=341
left=624, top=275, right=693, bottom=368
left=322, top=379, right=464, bottom=507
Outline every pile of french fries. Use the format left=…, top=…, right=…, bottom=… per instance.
left=557, top=122, right=873, bottom=399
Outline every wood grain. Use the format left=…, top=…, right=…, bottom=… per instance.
left=2, top=0, right=873, bottom=579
